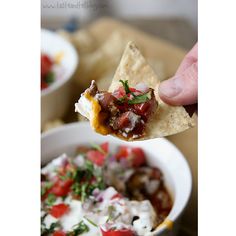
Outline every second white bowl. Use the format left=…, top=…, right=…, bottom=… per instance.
left=41, top=122, right=192, bottom=236
left=41, top=29, right=78, bottom=127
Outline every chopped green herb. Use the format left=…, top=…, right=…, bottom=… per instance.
left=106, top=205, right=116, bottom=222
left=119, top=80, right=152, bottom=104
left=45, top=193, right=56, bottom=206
left=128, top=91, right=152, bottom=104
left=45, top=71, right=55, bottom=84
left=84, top=217, right=98, bottom=227
left=119, top=80, right=132, bottom=94
left=71, top=182, right=81, bottom=197
left=71, top=159, right=104, bottom=201
left=68, top=220, right=89, bottom=235
left=85, top=160, right=94, bottom=173
left=90, top=143, right=107, bottom=155
left=41, top=221, right=60, bottom=235
left=117, top=95, right=128, bottom=104
left=58, top=174, right=67, bottom=181
left=81, top=182, right=89, bottom=202
left=58, top=171, right=74, bottom=181
left=41, top=181, right=53, bottom=196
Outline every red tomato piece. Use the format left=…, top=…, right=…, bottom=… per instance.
left=111, top=193, right=123, bottom=200
left=101, top=228, right=135, bottom=236
left=129, top=87, right=141, bottom=93
left=115, top=146, right=146, bottom=167
left=50, top=179, right=73, bottom=197
left=53, top=231, right=66, bottom=236
left=41, top=54, right=53, bottom=77
left=87, top=150, right=106, bottom=166
left=41, top=80, right=48, bottom=90
left=133, top=96, right=156, bottom=119
left=49, top=203, right=69, bottom=218
left=113, top=87, right=126, bottom=99
left=100, top=142, right=109, bottom=153
left=115, top=146, right=130, bottom=160
left=131, top=147, right=146, bottom=167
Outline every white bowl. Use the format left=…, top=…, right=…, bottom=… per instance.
left=41, top=29, right=78, bottom=127
left=41, top=122, right=192, bottom=236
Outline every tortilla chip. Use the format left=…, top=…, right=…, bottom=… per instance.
left=58, top=29, right=97, bottom=54
left=147, top=58, right=166, bottom=81
left=73, top=31, right=127, bottom=89
left=109, top=41, right=195, bottom=140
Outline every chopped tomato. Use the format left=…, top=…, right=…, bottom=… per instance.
left=53, top=231, right=66, bottom=236
left=115, top=146, right=130, bottom=160
left=101, top=229, right=135, bottom=236
left=100, top=142, right=109, bottom=153
left=113, top=87, right=126, bottom=99
left=115, top=146, right=146, bottom=167
left=129, top=87, right=141, bottom=93
left=133, top=96, right=156, bottom=119
left=131, top=147, right=146, bottom=167
left=87, top=150, right=106, bottom=166
left=49, top=203, right=69, bottom=218
left=50, top=179, right=73, bottom=197
left=41, top=54, right=53, bottom=77
left=41, top=80, right=48, bottom=90
left=57, top=162, right=74, bottom=176
left=111, top=193, right=123, bottom=200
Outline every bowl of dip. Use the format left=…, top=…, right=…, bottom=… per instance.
left=41, top=122, right=192, bottom=236
left=41, top=29, right=78, bottom=128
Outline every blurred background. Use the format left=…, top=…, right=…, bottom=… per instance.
left=41, top=0, right=197, bottom=50
left=41, top=1, right=198, bottom=235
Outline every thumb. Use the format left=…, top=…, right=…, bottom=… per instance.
left=158, top=62, right=198, bottom=106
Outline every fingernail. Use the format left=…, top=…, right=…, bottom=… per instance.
left=159, top=77, right=182, bottom=98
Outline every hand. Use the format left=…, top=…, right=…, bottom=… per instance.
left=158, top=43, right=198, bottom=106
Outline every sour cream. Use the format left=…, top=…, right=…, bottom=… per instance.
left=75, top=94, right=92, bottom=119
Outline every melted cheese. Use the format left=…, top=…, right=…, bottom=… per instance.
left=84, top=92, right=110, bottom=135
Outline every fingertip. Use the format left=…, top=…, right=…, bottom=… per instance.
left=158, top=76, right=184, bottom=106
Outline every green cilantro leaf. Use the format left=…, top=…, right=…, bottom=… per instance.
left=90, top=143, right=106, bottom=155
left=41, top=221, right=60, bottom=235
left=45, top=71, right=55, bottom=84
left=119, top=80, right=132, bottom=94
left=71, top=160, right=104, bottom=202
left=106, top=205, right=116, bottom=222
left=68, top=220, right=89, bottom=235
left=128, top=91, right=152, bottom=104
left=45, top=193, right=56, bottom=206
left=84, top=217, right=98, bottom=227
left=41, top=181, right=53, bottom=196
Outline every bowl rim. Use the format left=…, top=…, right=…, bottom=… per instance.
left=41, top=122, right=192, bottom=235
left=41, top=29, right=79, bottom=97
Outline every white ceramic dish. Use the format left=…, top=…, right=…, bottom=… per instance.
left=41, top=122, right=192, bottom=236
left=41, top=29, right=78, bottom=127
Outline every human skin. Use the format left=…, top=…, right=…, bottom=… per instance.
left=158, top=43, right=198, bottom=106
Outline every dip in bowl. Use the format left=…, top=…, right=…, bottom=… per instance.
left=41, top=29, right=78, bottom=127
left=41, top=122, right=192, bottom=236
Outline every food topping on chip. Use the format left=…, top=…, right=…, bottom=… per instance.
left=75, top=80, right=157, bottom=140
left=75, top=41, right=195, bottom=141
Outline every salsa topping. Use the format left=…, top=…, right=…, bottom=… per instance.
left=41, top=143, right=172, bottom=236
left=78, top=80, right=157, bottom=140
left=41, top=53, right=55, bottom=90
